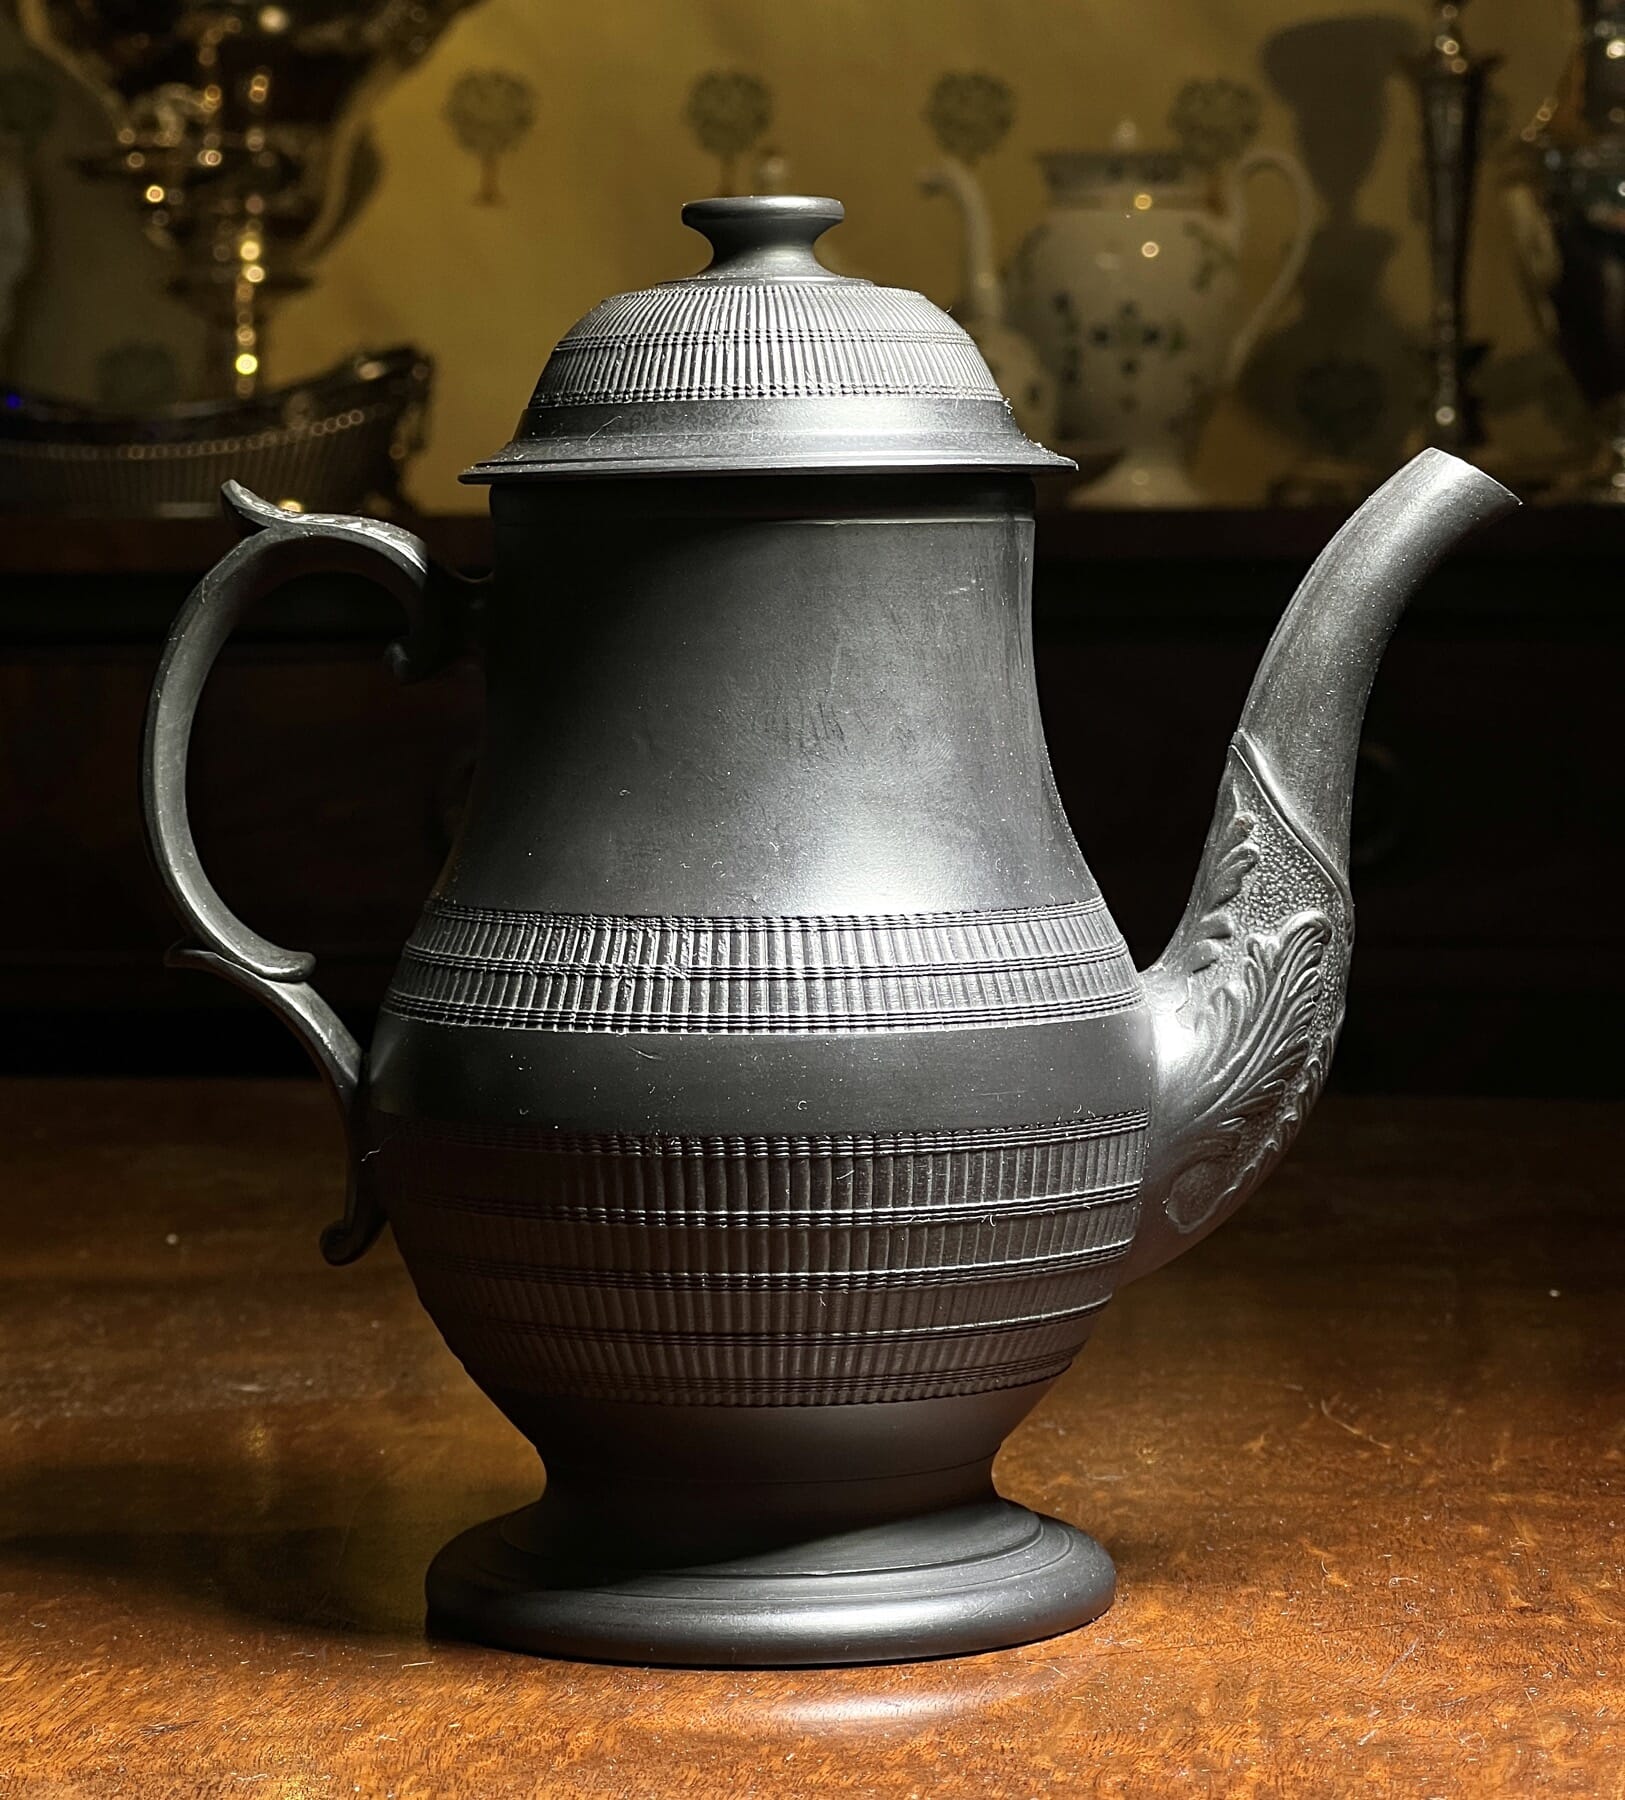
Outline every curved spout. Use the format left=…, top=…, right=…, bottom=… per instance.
left=1123, top=450, right=1518, bottom=1283
left=920, top=158, right=1004, bottom=327
left=1239, top=448, right=1516, bottom=871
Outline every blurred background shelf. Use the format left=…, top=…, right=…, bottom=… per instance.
left=2, top=504, right=1619, bottom=1094
left=4, top=499, right=1624, bottom=636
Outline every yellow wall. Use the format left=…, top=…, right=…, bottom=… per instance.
left=0, top=2, right=1583, bottom=509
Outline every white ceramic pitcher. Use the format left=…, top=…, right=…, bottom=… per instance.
left=920, top=158, right=1058, bottom=447
left=1008, top=123, right=1314, bottom=505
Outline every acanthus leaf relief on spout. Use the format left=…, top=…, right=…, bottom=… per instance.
left=1137, top=737, right=1351, bottom=1260
left=1123, top=449, right=1519, bottom=1284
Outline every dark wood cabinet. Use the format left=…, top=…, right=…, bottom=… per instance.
left=2, top=506, right=1618, bottom=1092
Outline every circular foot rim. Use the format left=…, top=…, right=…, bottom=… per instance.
left=426, top=1497, right=1115, bottom=1668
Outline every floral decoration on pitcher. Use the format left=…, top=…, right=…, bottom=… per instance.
left=1085, top=300, right=1189, bottom=412
left=1184, top=219, right=1239, bottom=294
left=444, top=69, right=537, bottom=205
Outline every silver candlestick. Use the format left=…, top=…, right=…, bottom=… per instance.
left=1506, top=0, right=1625, bottom=499
left=1407, top=0, right=1498, bottom=452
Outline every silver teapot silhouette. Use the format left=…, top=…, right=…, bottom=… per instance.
left=143, top=197, right=1516, bottom=1667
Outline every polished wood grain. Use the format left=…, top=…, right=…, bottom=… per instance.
left=1, top=1083, right=1620, bottom=1797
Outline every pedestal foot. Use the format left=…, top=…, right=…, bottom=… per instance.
left=427, top=1495, right=1115, bottom=1668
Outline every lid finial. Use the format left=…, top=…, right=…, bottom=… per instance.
left=682, top=195, right=846, bottom=281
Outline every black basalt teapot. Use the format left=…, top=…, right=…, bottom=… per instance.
left=143, top=197, right=1516, bottom=1667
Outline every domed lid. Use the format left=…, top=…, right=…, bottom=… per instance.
left=463, top=195, right=1072, bottom=482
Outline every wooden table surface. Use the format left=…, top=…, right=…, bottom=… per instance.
left=2, top=1081, right=1620, bottom=1798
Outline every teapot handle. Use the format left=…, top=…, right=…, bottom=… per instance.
left=1222, top=147, right=1317, bottom=388
left=142, top=482, right=469, bottom=1264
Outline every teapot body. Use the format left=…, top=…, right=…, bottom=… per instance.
left=142, top=194, right=1508, bottom=1669
left=359, top=475, right=1153, bottom=1654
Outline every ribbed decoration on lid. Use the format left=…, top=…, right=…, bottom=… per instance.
left=463, top=194, right=1072, bottom=481
left=533, top=283, right=1003, bottom=407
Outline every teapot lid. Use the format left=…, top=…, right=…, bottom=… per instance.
left=462, top=195, right=1072, bottom=481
